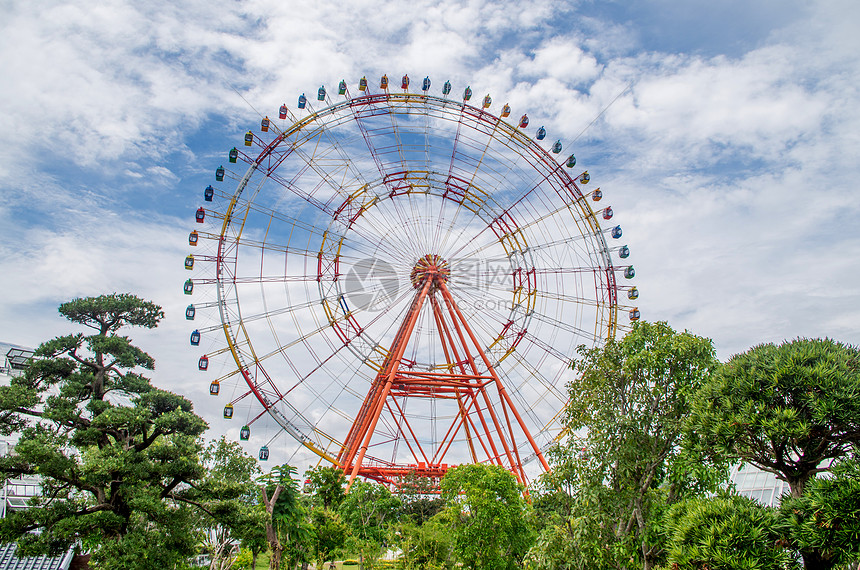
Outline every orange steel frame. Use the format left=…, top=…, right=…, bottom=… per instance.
left=338, top=258, right=550, bottom=490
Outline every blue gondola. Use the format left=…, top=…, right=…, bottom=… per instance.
left=259, top=446, right=269, bottom=461
left=185, top=255, right=195, bottom=270
left=624, top=265, right=635, bottom=279
left=198, top=354, right=208, bottom=370
left=422, top=76, right=431, bottom=91
left=188, top=231, right=198, bottom=246
left=536, top=126, right=546, bottom=140
left=443, top=80, right=452, bottom=95
left=196, top=207, right=205, bottom=223
left=240, top=425, right=251, bottom=440
left=215, top=166, right=224, bottom=181
left=184, top=279, right=194, bottom=295
left=627, top=287, right=639, bottom=300
left=551, top=140, right=562, bottom=154
left=279, top=104, right=288, bottom=119
left=204, top=185, right=214, bottom=202
left=317, top=86, right=326, bottom=101
left=338, top=80, right=346, bottom=95
left=186, top=304, right=196, bottom=320
left=209, top=380, right=220, bottom=395
left=602, top=207, right=613, bottom=220
left=229, top=147, right=238, bottom=163
left=611, top=225, right=622, bottom=239
left=244, top=131, right=253, bottom=146
left=618, top=245, right=630, bottom=259
left=190, top=329, right=201, bottom=346
left=298, top=94, right=307, bottom=108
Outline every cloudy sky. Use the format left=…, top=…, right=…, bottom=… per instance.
left=1, top=0, right=858, bottom=468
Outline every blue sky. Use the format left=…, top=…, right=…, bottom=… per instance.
left=1, top=0, right=858, bottom=469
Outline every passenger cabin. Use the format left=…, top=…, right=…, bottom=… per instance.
left=624, top=266, right=635, bottom=279
left=501, top=104, right=511, bottom=117
left=380, top=75, right=388, bottom=89
left=209, top=380, right=219, bottom=395
left=317, top=86, right=325, bottom=100
left=611, top=225, right=622, bottom=239
left=196, top=207, right=205, bottom=223
left=579, top=171, right=590, bottom=184
left=229, top=147, right=238, bottom=163
left=591, top=188, right=602, bottom=201
left=259, top=446, right=269, bottom=461
left=536, top=126, right=546, bottom=140
left=618, top=245, right=630, bottom=259
left=482, top=95, right=492, bottom=108
left=443, top=80, right=452, bottom=95
left=552, top=140, right=562, bottom=154
left=566, top=154, right=576, bottom=168
left=359, top=76, right=368, bottom=91
left=184, top=279, right=194, bottom=294
left=223, top=404, right=234, bottom=419
left=240, top=425, right=251, bottom=440
left=186, top=304, right=196, bottom=320
left=629, top=308, right=641, bottom=321
left=422, top=77, right=431, bottom=91
left=279, top=104, right=288, bottom=119
left=215, top=166, right=225, bottom=181
left=627, top=287, right=639, bottom=300
left=298, top=94, right=307, bottom=108
left=191, top=329, right=201, bottom=346
left=260, top=117, right=270, bottom=132
left=338, top=80, right=346, bottom=95
left=188, top=231, right=198, bottom=246
left=463, top=86, right=472, bottom=101
left=602, top=207, right=613, bottom=220
left=401, top=74, right=409, bottom=89
left=185, top=255, right=195, bottom=270
left=244, top=131, right=253, bottom=146
left=519, top=114, right=529, bottom=128
left=204, top=185, right=214, bottom=201
left=198, top=354, right=208, bottom=370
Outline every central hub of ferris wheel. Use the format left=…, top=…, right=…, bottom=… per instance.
left=410, top=254, right=450, bottom=288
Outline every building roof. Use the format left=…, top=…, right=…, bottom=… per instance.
left=0, top=544, right=74, bottom=570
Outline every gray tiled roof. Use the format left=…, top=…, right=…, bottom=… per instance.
left=0, top=544, right=74, bottom=570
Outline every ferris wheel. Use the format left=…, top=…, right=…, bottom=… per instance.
left=184, top=74, right=639, bottom=487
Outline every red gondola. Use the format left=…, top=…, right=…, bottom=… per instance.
left=198, top=354, right=209, bottom=370
left=196, top=207, right=205, bottom=223
left=279, top=104, right=288, bottom=119
left=519, top=114, right=529, bottom=128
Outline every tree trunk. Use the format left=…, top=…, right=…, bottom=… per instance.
left=261, top=484, right=284, bottom=570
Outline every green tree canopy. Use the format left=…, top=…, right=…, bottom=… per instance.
left=535, top=321, right=721, bottom=570
left=440, top=463, right=534, bottom=570
left=661, top=494, right=791, bottom=570
left=0, top=294, right=252, bottom=569
left=777, top=457, right=860, bottom=570
left=687, top=337, right=860, bottom=498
